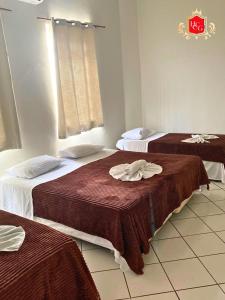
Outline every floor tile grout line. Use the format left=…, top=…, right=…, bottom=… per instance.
left=90, top=267, right=120, bottom=274
left=152, top=236, right=225, bottom=261
left=188, top=195, right=223, bottom=217
left=122, top=272, right=132, bottom=299
left=168, top=219, right=214, bottom=237
left=186, top=203, right=225, bottom=246
left=196, top=214, right=225, bottom=245
left=90, top=261, right=164, bottom=275
left=218, top=283, right=225, bottom=295
left=170, top=219, right=212, bottom=237
left=178, top=202, right=225, bottom=258
left=212, top=230, right=225, bottom=245
left=179, top=239, right=218, bottom=287
left=131, top=284, right=225, bottom=299
left=212, top=181, right=224, bottom=187
left=187, top=198, right=225, bottom=216
left=215, top=229, right=225, bottom=233
left=170, top=216, right=220, bottom=287
left=175, top=283, right=223, bottom=292
left=149, top=240, right=181, bottom=300
left=201, top=191, right=225, bottom=203
left=179, top=201, right=214, bottom=230
left=128, top=291, right=180, bottom=299
left=209, top=200, right=225, bottom=214
left=129, top=283, right=225, bottom=299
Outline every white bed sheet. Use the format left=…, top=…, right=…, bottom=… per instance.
left=116, top=133, right=225, bottom=183
left=0, top=149, right=116, bottom=219
left=116, top=132, right=166, bottom=152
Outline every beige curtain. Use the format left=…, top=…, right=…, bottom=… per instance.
left=0, top=16, right=21, bottom=151
left=53, top=21, right=103, bottom=138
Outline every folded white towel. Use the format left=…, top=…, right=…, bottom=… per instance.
left=200, top=134, right=219, bottom=140
left=182, top=134, right=219, bottom=144
left=0, top=225, right=25, bottom=252
left=125, top=160, right=147, bottom=176
left=183, top=135, right=209, bottom=144
left=109, top=160, right=163, bottom=182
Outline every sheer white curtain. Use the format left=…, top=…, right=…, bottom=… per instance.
left=53, top=20, right=103, bottom=139
left=0, top=16, right=21, bottom=151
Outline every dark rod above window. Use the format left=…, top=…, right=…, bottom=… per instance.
left=0, top=7, right=13, bottom=12
left=37, top=17, right=106, bottom=29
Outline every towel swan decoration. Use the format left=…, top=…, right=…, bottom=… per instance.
left=109, top=160, right=163, bottom=182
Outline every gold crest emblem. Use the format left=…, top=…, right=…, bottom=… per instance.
left=178, top=9, right=216, bottom=40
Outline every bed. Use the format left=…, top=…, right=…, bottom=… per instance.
left=0, top=150, right=209, bottom=274
left=117, top=133, right=225, bottom=182
left=0, top=210, right=100, bottom=300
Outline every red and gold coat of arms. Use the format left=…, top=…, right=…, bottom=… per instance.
left=178, top=9, right=216, bottom=40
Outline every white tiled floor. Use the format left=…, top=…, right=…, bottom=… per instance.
left=171, top=217, right=212, bottom=236
left=184, top=233, right=225, bottom=256
left=202, top=189, right=225, bottom=201
left=162, top=258, right=215, bottom=290
left=132, top=293, right=179, bottom=300
left=214, top=201, right=225, bottom=212
left=188, top=201, right=224, bottom=217
left=202, top=214, right=225, bottom=231
left=151, top=238, right=195, bottom=262
left=200, top=254, right=225, bottom=283
left=177, top=286, right=225, bottom=300
left=76, top=183, right=225, bottom=299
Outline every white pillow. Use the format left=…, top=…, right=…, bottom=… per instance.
left=122, top=128, right=154, bottom=140
left=59, top=144, right=104, bottom=159
left=7, top=155, right=61, bottom=179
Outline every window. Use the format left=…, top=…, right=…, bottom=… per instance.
left=0, top=17, right=21, bottom=151
left=53, top=20, right=103, bottom=139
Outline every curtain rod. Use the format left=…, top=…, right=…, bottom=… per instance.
left=0, top=7, right=13, bottom=12
left=37, top=17, right=106, bottom=29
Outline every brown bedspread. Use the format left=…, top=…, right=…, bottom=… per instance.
left=148, top=133, right=225, bottom=163
left=32, top=151, right=209, bottom=274
left=0, top=210, right=100, bottom=300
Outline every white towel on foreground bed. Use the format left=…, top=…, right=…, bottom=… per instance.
left=0, top=226, right=25, bottom=252
left=109, top=160, right=163, bottom=181
left=182, top=134, right=219, bottom=144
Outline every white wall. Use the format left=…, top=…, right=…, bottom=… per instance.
left=137, top=0, right=225, bottom=133
left=0, top=0, right=125, bottom=174
left=119, top=0, right=142, bottom=130
left=2, top=0, right=224, bottom=175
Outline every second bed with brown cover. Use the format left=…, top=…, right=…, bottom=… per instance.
left=32, top=151, right=209, bottom=274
